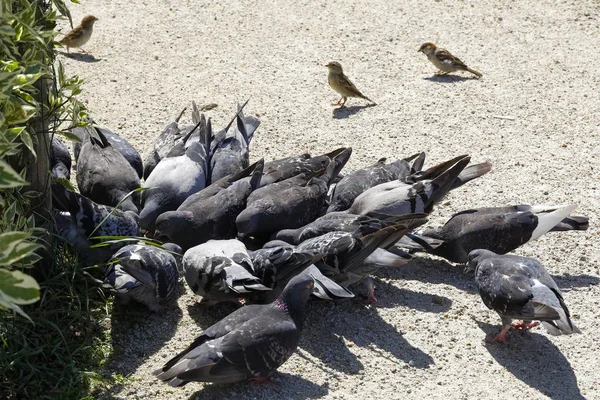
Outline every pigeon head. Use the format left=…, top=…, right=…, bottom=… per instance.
left=162, top=242, right=183, bottom=272
left=154, top=211, right=194, bottom=243
left=235, top=208, right=262, bottom=239
left=119, top=197, right=140, bottom=214
left=465, top=249, right=497, bottom=274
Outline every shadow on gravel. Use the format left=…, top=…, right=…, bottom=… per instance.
left=423, top=74, right=477, bottom=83
left=332, top=103, right=377, bottom=119
left=472, top=319, right=585, bottom=400
left=59, top=50, right=102, bottom=63
left=187, top=372, right=329, bottom=399
left=368, top=277, right=453, bottom=313
left=106, top=282, right=186, bottom=376
left=378, top=257, right=478, bottom=293
left=299, top=301, right=434, bottom=374
left=553, top=274, right=600, bottom=290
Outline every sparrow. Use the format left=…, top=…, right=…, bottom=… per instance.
left=325, top=61, right=375, bottom=107
left=418, top=42, right=482, bottom=78
left=59, top=15, right=99, bottom=53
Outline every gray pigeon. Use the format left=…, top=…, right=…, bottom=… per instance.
left=143, top=107, right=189, bottom=180
left=327, top=153, right=422, bottom=213
left=153, top=160, right=264, bottom=251
left=468, top=249, right=581, bottom=343
left=261, top=147, right=352, bottom=187
left=76, top=127, right=141, bottom=213
left=73, top=125, right=144, bottom=179
left=348, top=155, right=471, bottom=216
left=209, top=102, right=255, bottom=183
left=140, top=141, right=209, bottom=231
left=183, top=239, right=270, bottom=303
left=102, top=243, right=182, bottom=311
left=397, top=204, right=586, bottom=263
left=50, top=136, right=71, bottom=180
left=154, top=271, right=316, bottom=386
left=236, top=160, right=338, bottom=241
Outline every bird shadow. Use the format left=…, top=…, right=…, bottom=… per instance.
left=104, top=282, right=185, bottom=377
left=186, top=372, right=329, bottom=400
left=423, top=74, right=476, bottom=83
left=332, top=103, right=377, bottom=119
left=553, top=274, right=600, bottom=290
left=59, top=51, right=101, bottom=63
left=472, top=319, right=585, bottom=399
left=299, top=300, right=434, bottom=375
left=368, top=277, right=453, bottom=313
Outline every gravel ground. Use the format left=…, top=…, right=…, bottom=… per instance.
left=59, top=0, right=600, bottom=398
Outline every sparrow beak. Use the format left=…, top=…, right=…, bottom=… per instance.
left=417, top=49, right=422, bottom=53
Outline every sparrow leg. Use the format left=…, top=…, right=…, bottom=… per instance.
left=332, top=97, right=343, bottom=106
left=78, top=48, right=88, bottom=53
left=339, top=96, right=347, bottom=108
left=485, top=324, right=511, bottom=344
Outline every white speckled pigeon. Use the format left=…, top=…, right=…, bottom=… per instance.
left=348, top=155, right=471, bottom=216
left=76, top=126, right=141, bottom=213
left=102, top=243, right=182, bottom=311
left=154, top=160, right=264, bottom=251
left=468, top=249, right=581, bottom=343
left=140, top=139, right=210, bottom=231
left=397, top=204, right=587, bottom=263
left=183, top=239, right=270, bottom=303
left=154, top=271, right=316, bottom=386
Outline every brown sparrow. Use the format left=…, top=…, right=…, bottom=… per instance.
left=418, top=42, right=482, bottom=78
left=325, top=61, right=375, bottom=107
left=59, top=15, right=98, bottom=53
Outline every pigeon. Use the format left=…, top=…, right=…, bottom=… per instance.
left=468, top=249, right=581, bottom=343
left=236, top=160, right=339, bottom=241
left=327, top=153, right=423, bottom=213
left=140, top=140, right=209, bottom=231
left=154, top=271, right=316, bottom=386
left=154, top=160, right=264, bottom=251
left=75, top=126, right=141, bottom=213
left=143, top=106, right=197, bottom=179
left=274, top=211, right=423, bottom=245
left=209, top=102, right=255, bottom=183
left=102, top=243, right=182, bottom=311
left=348, top=155, right=471, bottom=216
left=50, top=136, right=71, bottom=180
left=398, top=204, right=587, bottom=263
left=52, top=188, right=140, bottom=265
left=261, top=147, right=352, bottom=187
left=295, top=221, right=426, bottom=290
left=183, top=239, right=270, bottom=303
left=72, top=125, right=144, bottom=179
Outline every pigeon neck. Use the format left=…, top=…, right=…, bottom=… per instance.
left=272, top=298, right=306, bottom=328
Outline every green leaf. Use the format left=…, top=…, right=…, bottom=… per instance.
left=18, top=128, right=36, bottom=158
left=0, top=159, right=28, bottom=189
left=0, top=268, right=40, bottom=322
left=0, top=231, right=42, bottom=266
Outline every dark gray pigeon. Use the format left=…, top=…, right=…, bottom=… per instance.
left=261, top=147, right=352, bottom=187
left=183, top=239, right=270, bottom=304
left=140, top=141, right=209, bottom=231
left=348, top=155, right=471, bottom=216
left=52, top=188, right=140, bottom=265
left=397, top=204, right=586, bottom=263
left=327, top=153, right=421, bottom=213
left=236, top=161, right=338, bottom=241
left=154, top=160, right=264, bottom=251
left=73, top=125, right=144, bottom=179
left=154, top=271, right=316, bottom=386
left=273, top=211, right=423, bottom=245
left=76, top=127, right=141, bottom=213
left=102, top=243, right=182, bottom=311
left=468, top=249, right=581, bottom=343
left=50, top=136, right=71, bottom=180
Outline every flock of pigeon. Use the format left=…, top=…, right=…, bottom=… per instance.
left=49, top=101, right=588, bottom=386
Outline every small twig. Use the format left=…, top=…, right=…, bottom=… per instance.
left=492, top=115, right=516, bottom=121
